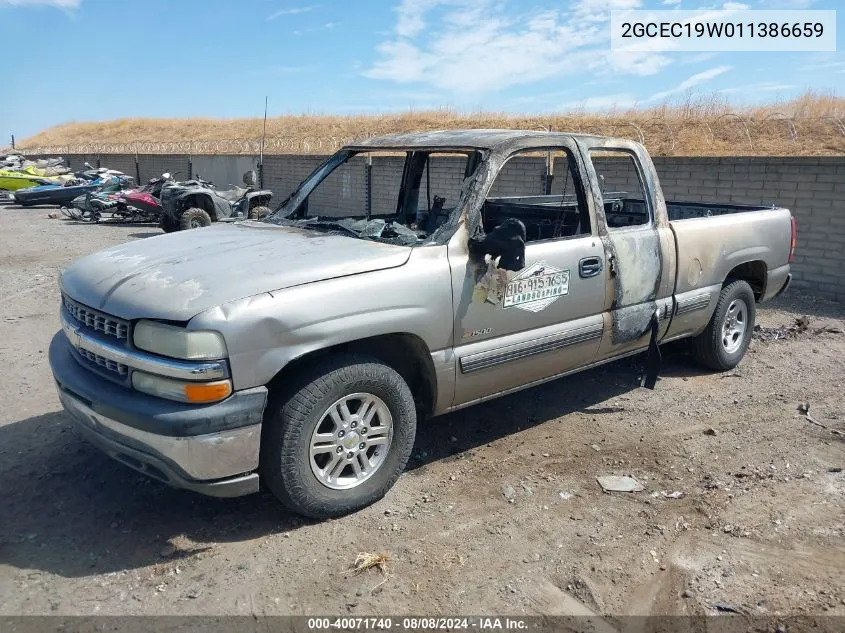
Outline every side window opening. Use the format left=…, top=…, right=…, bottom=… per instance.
left=482, top=149, right=591, bottom=243
left=588, top=149, right=650, bottom=229
left=300, top=150, right=471, bottom=225
left=305, top=155, right=368, bottom=218
left=281, top=150, right=476, bottom=244
left=388, top=151, right=471, bottom=231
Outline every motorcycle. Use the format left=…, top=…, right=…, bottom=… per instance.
left=158, top=170, right=272, bottom=232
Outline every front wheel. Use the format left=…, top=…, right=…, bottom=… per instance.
left=160, top=214, right=179, bottom=233
left=689, top=280, right=756, bottom=371
left=180, top=207, right=212, bottom=230
left=260, top=354, right=417, bottom=519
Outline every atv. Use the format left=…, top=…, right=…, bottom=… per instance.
left=158, top=170, right=272, bottom=232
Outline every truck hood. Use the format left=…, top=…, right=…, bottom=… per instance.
left=59, top=222, right=413, bottom=321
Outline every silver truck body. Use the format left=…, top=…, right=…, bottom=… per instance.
left=49, top=131, right=794, bottom=502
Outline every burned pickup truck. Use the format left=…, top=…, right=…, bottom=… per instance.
left=49, top=130, right=795, bottom=518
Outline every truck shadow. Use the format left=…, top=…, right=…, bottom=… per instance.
left=0, top=348, right=695, bottom=579
left=407, top=347, right=698, bottom=468
left=0, top=411, right=301, bottom=580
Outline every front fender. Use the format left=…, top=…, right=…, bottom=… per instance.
left=175, top=189, right=209, bottom=204
left=176, top=191, right=219, bottom=219
left=187, top=246, right=454, bottom=391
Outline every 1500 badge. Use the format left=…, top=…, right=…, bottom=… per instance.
left=462, top=327, right=493, bottom=339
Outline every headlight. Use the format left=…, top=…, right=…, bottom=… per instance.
left=132, top=371, right=232, bottom=404
left=133, top=320, right=227, bottom=360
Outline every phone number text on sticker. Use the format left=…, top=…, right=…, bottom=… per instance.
left=504, top=267, right=570, bottom=310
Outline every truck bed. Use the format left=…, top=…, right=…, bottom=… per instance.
left=603, top=196, right=773, bottom=227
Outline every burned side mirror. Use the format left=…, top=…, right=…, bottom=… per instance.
left=468, top=218, right=526, bottom=272
left=243, top=170, right=257, bottom=186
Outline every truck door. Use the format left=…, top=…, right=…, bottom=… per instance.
left=580, top=143, right=675, bottom=362
left=449, top=146, right=606, bottom=408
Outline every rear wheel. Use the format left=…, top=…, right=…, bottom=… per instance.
left=689, top=280, right=756, bottom=371
left=249, top=205, right=271, bottom=220
left=180, top=207, right=212, bottom=230
left=260, top=354, right=417, bottom=519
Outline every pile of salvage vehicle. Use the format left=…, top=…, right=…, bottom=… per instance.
left=0, top=152, right=273, bottom=232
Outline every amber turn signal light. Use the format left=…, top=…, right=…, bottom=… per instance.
left=184, top=380, right=233, bottom=403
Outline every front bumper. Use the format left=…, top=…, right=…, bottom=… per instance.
left=49, top=331, right=267, bottom=497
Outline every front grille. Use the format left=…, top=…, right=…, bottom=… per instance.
left=77, top=347, right=129, bottom=376
left=63, top=294, right=129, bottom=341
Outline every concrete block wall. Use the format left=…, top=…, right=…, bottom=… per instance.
left=307, top=156, right=368, bottom=217
left=550, top=156, right=581, bottom=197
left=489, top=157, right=547, bottom=197
left=193, top=155, right=259, bottom=191
left=587, top=156, right=644, bottom=194
left=651, top=157, right=845, bottom=301
left=371, top=157, right=404, bottom=216
left=138, top=155, right=192, bottom=183
left=104, top=155, right=139, bottom=178
left=261, top=155, right=325, bottom=206
left=63, top=154, right=100, bottom=172
left=419, top=156, right=469, bottom=213
left=41, top=152, right=845, bottom=301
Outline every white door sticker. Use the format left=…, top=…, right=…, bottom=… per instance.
left=503, top=261, right=570, bottom=313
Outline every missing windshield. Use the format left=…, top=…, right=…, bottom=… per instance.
left=265, top=149, right=481, bottom=246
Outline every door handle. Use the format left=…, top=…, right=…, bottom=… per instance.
left=579, top=256, right=603, bottom=278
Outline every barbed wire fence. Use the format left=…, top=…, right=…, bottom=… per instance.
left=15, top=115, right=845, bottom=157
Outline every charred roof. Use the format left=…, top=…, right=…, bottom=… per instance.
left=344, top=129, right=610, bottom=153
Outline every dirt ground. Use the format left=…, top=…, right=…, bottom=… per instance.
left=0, top=205, right=843, bottom=621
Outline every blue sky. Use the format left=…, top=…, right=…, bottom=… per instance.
left=0, top=0, right=842, bottom=139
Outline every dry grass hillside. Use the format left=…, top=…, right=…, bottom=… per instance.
left=15, top=91, right=845, bottom=157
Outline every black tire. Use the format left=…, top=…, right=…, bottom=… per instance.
left=160, top=214, right=179, bottom=233
left=249, top=205, right=271, bottom=220
left=260, top=353, right=417, bottom=519
left=689, top=280, right=756, bottom=371
left=180, top=207, right=212, bottom=230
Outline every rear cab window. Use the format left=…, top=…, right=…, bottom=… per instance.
left=587, top=149, right=652, bottom=230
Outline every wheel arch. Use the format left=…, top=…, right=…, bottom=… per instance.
left=267, top=333, right=437, bottom=419
left=182, top=193, right=217, bottom=220
left=724, top=260, right=767, bottom=301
